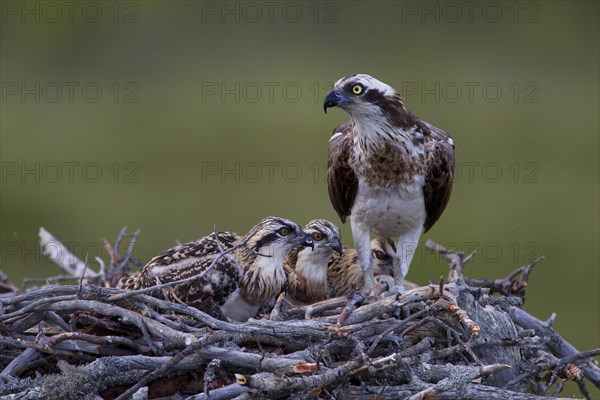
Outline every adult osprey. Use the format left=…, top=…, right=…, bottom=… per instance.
left=118, top=216, right=313, bottom=321
left=324, top=74, right=454, bottom=293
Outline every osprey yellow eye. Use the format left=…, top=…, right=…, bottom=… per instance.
left=352, top=84, right=363, bottom=95
left=279, top=228, right=290, bottom=236
left=312, top=233, right=323, bottom=241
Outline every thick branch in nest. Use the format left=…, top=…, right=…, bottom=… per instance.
left=38, top=227, right=97, bottom=279
left=0, top=233, right=597, bottom=400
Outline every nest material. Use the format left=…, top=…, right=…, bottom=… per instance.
left=0, top=231, right=598, bottom=400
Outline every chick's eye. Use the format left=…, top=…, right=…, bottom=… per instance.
left=352, top=84, right=363, bottom=95
left=279, top=228, right=290, bottom=236
left=374, top=250, right=386, bottom=260
left=312, top=233, right=323, bottom=241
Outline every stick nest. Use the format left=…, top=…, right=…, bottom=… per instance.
left=0, top=229, right=598, bottom=400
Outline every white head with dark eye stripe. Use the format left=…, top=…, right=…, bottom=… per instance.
left=303, top=219, right=343, bottom=257
left=337, top=74, right=396, bottom=97
left=324, top=74, right=397, bottom=112
left=243, top=216, right=313, bottom=259
left=324, top=74, right=418, bottom=130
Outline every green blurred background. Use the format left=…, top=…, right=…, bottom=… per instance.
left=1, top=1, right=598, bottom=396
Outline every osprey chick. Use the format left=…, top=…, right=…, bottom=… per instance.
left=285, top=219, right=398, bottom=303
left=285, top=219, right=343, bottom=304
left=118, top=216, right=313, bottom=321
left=328, top=237, right=398, bottom=297
left=324, top=74, right=454, bottom=293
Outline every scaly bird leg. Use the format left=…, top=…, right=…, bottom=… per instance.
left=393, top=228, right=422, bottom=293
left=337, top=218, right=373, bottom=325
left=351, top=218, right=375, bottom=295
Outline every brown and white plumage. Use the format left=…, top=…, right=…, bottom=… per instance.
left=118, top=216, right=313, bottom=321
left=324, top=74, right=454, bottom=293
left=328, top=237, right=398, bottom=297
left=285, top=219, right=342, bottom=304
left=371, top=237, right=397, bottom=276
left=285, top=220, right=397, bottom=302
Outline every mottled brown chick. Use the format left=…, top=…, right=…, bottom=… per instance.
left=118, top=216, right=313, bottom=321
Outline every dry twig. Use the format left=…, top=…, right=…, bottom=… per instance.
left=0, top=233, right=596, bottom=400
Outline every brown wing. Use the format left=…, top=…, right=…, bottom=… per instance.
left=327, top=122, right=358, bottom=223
left=327, top=248, right=363, bottom=297
left=118, top=231, right=240, bottom=291
left=422, top=121, right=455, bottom=232
left=156, top=254, right=243, bottom=306
left=117, top=251, right=243, bottom=308
left=147, top=231, right=239, bottom=267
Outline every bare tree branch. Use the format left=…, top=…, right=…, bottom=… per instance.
left=2, top=237, right=596, bottom=400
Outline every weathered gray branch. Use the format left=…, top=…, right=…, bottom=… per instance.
left=509, top=306, right=600, bottom=387
left=1, top=237, right=597, bottom=399
left=38, top=227, right=98, bottom=278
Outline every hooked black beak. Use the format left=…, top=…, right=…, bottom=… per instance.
left=331, top=238, right=343, bottom=256
left=323, top=90, right=343, bottom=113
left=296, top=232, right=314, bottom=250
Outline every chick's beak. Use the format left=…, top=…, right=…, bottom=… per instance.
left=331, top=238, right=343, bottom=256
left=296, top=232, right=314, bottom=250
